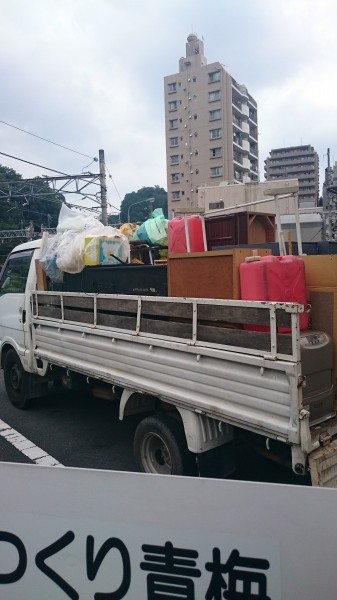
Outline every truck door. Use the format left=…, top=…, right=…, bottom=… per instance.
left=0, top=249, right=34, bottom=352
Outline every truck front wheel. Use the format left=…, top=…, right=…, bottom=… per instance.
left=134, top=414, right=196, bottom=476
left=4, top=349, right=30, bottom=409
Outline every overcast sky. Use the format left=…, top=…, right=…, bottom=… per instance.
left=0, top=0, right=336, bottom=215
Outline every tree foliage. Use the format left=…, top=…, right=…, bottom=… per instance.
left=0, top=164, right=64, bottom=265
left=0, top=164, right=64, bottom=232
left=117, top=185, right=167, bottom=224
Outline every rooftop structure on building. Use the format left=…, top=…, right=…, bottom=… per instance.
left=164, top=33, right=259, bottom=216
left=322, top=148, right=337, bottom=240
left=264, top=145, right=319, bottom=208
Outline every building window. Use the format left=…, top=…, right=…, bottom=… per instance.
left=209, top=109, right=221, bottom=121
left=170, top=155, right=179, bottom=164
left=170, top=137, right=179, bottom=147
left=194, top=132, right=198, bottom=137
left=192, top=76, right=196, bottom=82
left=172, top=191, right=180, bottom=201
left=209, top=201, right=224, bottom=210
left=210, top=147, right=222, bottom=158
left=171, top=173, right=180, bottom=182
left=168, top=82, right=176, bottom=93
left=208, top=71, right=220, bottom=83
left=210, top=166, right=223, bottom=177
left=193, top=114, right=197, bottom=120
left=209, top=90, right=220, bottom=102
left=169, top=119, right=178, bottom=129
left=210, top=128, right=221, bottom=140
left=168, top=100, right=177, bottom=111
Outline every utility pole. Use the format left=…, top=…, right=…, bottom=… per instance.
left=99, top=149, right=108, bottom=226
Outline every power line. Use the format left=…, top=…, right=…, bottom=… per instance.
left=0, top=120, right=97, bottom=161
left=105, top=165, right=122, bottom=202
left=0, top=152, right=101, bottom=189
left=0, top=151, right=69, bottom=176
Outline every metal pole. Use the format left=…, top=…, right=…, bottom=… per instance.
left=274, top=195, right=286, bottom=256
left=293, top=193, right=303, bottom=255
left=99, top=149, right=108, bottom=225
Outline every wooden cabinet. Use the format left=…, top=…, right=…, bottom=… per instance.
left=205, top=212, right=276, bottom=250
left=168, top=248, right=271, bottom=300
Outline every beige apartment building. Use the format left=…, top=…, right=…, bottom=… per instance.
left=164, top=34, right=259, bottom=216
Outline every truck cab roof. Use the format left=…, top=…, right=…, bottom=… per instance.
left=11, top=239, right=42, bottom=254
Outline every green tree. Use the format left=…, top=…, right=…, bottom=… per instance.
left=0, top=164, right=64, bottom=231
left=0, top=164, right=65, bottom=265
left=118, top=185, right=167, bottom=224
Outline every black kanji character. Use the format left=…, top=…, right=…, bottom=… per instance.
left=140, top=541, right=201, bottom=600
left=205, top=548, right=271, bottom=600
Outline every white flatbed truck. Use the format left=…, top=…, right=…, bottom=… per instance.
left=1, top=239, right=337, bottom=485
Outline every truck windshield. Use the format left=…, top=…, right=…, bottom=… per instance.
left=0, top=250, right=34, bottom=296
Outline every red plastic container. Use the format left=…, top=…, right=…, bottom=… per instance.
left=239, top=255, right=308, bottom=332
left=168, top=216, right=205, bottom=254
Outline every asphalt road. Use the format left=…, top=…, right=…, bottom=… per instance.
left=0, top=372, right=311, bottom=486
left=0, top=373, right=139, bottom=472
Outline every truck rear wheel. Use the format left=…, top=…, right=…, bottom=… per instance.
left=3, top=349, right=30, bottom=409
left=134, top=414, right=196, bottom=476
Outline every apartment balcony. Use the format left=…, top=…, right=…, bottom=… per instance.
left=233, top=116, right=243, bottom=129
left=233, top=152, right=243, bottom=165
left=232, top=102, right=242, bottom=116
left=242, top=157, right=251, bottom=171
left=233, top=138, right=243, bottom=151
left=249, top=145, right=258, bottom=158
left=248, top=97, right=257, bottom=109
left=249, top=111, right=257, bottom=124
left=231, top=80, right=248, bottom=99
left=267, top=159, right=315, bottom=169
left=249, top=129, right=258, bottom=141
left=241, top=104, right=249, bottom=117
left=270, top=149, right=316, bottom=161
left=241, top=139, right=250, bottom=153
left=241, top=121, right=250, bottom=135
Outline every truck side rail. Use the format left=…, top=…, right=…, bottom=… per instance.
left=30, top=292, right=308, bottom=445
left=31, top=292, right=305, bottom=362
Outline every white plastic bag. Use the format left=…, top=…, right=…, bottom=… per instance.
left=57, top=204, right=103, bottom=233
left=39, top=232, right=63, bottom=281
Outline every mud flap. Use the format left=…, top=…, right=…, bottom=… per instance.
left=309, top=440, right=337, bottom=487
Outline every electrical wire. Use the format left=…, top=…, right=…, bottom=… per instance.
left=0, top=120, right=97, bottom=161
left=0, top=151, right=69, bottom=176
left=0, top=151, right=101, bottom=188
left=105, top=164, right=122, bottom=202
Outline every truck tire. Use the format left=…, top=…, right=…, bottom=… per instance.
left=3, top=349, right=30, bottom=409
left=134, top=414, right=196, bottom=476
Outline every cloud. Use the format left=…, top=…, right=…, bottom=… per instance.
left=0, top=0, right=336, bottom=215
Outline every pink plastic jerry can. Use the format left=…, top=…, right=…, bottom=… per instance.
left=168, top=216, right=205, bottom=254
left=239, top=255, right=308, bottom=332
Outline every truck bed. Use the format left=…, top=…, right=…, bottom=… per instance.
left=31, top=292, right=305, bottom=445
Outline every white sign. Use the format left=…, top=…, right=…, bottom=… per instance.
left=0, top=462, right=336, bottom=599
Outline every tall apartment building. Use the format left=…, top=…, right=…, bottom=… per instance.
left=164, top=34, right=259, bottom=215
left=264, top=145, right=319, bottom=207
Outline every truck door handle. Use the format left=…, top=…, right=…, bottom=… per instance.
left=22, top=310, right=26, bottom=324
